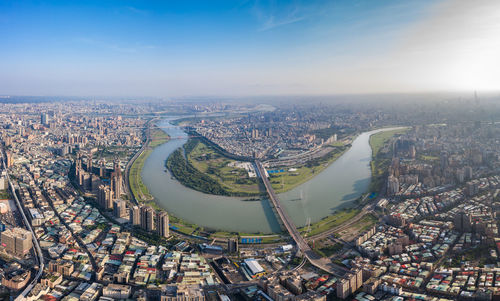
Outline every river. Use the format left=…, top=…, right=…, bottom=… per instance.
left=141, top=118, right=397, bottom=233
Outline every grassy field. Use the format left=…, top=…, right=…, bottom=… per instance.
left=336, top=214, right=377, bottom=241
left=187, top=139, right=260, bottom=196
left=419, top=154, right=439, bottom=161
left=0, top=190, right=11, bottom=199
left=368, top=128, right=409, bottom=192
left=129, top=149, right=154, bottom=202
left=298, top=208, right=360, bottom=237
left=313, top=243, right=343, bottom=257
left=150, top=128, right=170, bottom=147
left=370, top=128, right=408, bottom=158
left=268, top=144, right=348, bottom=193
left=129, top=126, right=169, bottom=203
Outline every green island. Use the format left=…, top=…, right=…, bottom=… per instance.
left=166, top=137, right=350, bottom=197
left=185, top=138, right=260, bottom=196
left=368, top=128, right=409, bottom=192
left=129, top=126, right=170, bottom=205
left=167, top=147, right=236, bottom=196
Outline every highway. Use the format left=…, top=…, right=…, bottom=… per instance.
left=254, top=160, right=348, bottom=276
left=1, top=149, right=45, bottom=301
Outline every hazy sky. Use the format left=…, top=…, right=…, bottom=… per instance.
left=1, top=0, right=499, bottom=97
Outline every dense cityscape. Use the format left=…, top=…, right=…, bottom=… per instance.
left=0, top=98, right=498, bottom=301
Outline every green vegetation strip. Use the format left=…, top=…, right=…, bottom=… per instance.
left=129, top=125, right=169, bottom=203
left=298, top=208, right=360, bottom=237
left=129, top=149, right=153, bottom=202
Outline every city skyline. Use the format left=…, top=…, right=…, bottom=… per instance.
left=2, top=0, right=500, bottom=97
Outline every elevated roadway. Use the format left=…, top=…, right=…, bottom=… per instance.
left=254, top=161, right=348, bottom=276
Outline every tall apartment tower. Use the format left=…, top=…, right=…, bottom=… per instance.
left=113, top=199, right=127, bottom=218
left=129, top=206, right=141, bottom=226
left=156, top=211, right=169, bottom=238
left=5, top=151, right=13, bottom=168
left=140, top=206, right=155, bottom=231
left=86, top=154, right=93, bottom=173
left=0, top=227, right=32, bottom=257
left=41, top=113, right=50, bottom=125
left=99, top=159, right=106, bottom=177
left=454, top=211, right=472, bottom=232
left=97, top=185, right=113, bottom=209
left=111, top=160, right=122, bottom=199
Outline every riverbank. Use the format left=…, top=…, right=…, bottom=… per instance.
left=129, top=126, right=169, bottom=204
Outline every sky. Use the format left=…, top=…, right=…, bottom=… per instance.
left=0, top=0, right=499, bottom=97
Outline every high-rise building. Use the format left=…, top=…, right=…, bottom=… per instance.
left=41, top=113, right=50, bottom=126
left=454, top=211, right=472, bottom=232
left=1, top=227, right=32, bottom=257
left=456, top=168, right=465, bottom=183
left=251, top=128, right=259, bottom=139
left=336, top=268, right=363, bottom=299
left=113, top=199, right=127, bottom=218
left=440, top=151, right=448, bottom=169
left=156, top=211, right=169, bottom=238
left=87, top=155, right=93, bottom=173
left=336, top=278, right=350, bottom=299
left=129, top=206, right=141, bottom=226
left=466, top=181, right=479, bottom=196
left=97, top=185, right=113, bottom=209
left=387, top=176, right=399, bottom=195
left=140, top=206, right=155, bottom=231
left=5, top=151, right=13, bottom=168
left=111, top=160, right=122, bottom=199
left=464, top=166, right=473, bottom=180
left=99, top=160, right=106, bottom=177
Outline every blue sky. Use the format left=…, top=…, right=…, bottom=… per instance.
left=1, top=0, right=499, bottom=97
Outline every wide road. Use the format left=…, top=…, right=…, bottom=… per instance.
left=254, top=160, right=347, bottom=276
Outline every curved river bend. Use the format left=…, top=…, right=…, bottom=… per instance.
left=142, top=118, right=395, bottom=233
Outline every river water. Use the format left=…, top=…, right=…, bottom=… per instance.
left=141, top=118, right=396, bottom=233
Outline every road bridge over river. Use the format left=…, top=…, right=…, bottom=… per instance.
left=254, top=161, right=348, bottom=276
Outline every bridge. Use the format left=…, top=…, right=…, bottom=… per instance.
left=254, top=160, right=348, bottom=276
